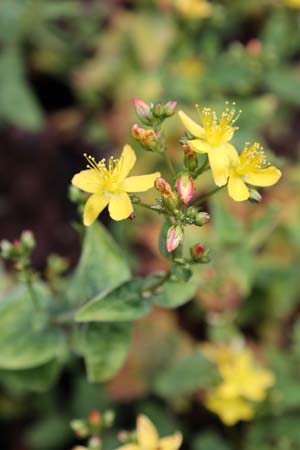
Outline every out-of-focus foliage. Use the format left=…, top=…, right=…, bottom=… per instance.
left=1, top=1, right=300, bottom=450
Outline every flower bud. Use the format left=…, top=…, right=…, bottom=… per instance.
left=248, top=188, right=262, bottom=203
left=131, top=124, right=161, bottom=152
left=154, top=177, right=178, bottom=211
left=89, top=410, right=101, bottom=427
left=166, top=225, right=184, bottom=253
left=0, top=240, right=14, bottom=259
left=133, top=98, right=154, bottom=125
left=151, top=102, right=162, bottom=117
left=177, top=173, right=194, bottom=204
left=103, top=410, right=115, bottom=427
left=195, top=212, right=210, bottom=226
left=191, top=243, right=210, bottom=263
left=88, top=436, right=101, bottom=449
left=70, top=419, right=89, bottom=438
left=21, top=230, right=36, bottom=250
left=163, top=100, right=177, bottom=117
left=183, top=144, right=198, bottom=171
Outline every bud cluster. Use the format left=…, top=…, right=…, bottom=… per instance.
left=71, top=410, right=115, bottom=450
left=132, top=98, right=177, bottom=153
left=0, top=230, right=36, bottom=270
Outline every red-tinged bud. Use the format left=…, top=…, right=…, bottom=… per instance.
left=89, top=410, right=101, bottom=427
left=154, top=177, right=178, bottom=211
left=183, top=144, right=198, bottom=171
left=131, top=124, right=161, bottom=152
left=133, top=98, right=153, bottom=125
left=195, top=212, right=210, bottom=226
left=163, top=100, right=177, bottom=117
left=166, top=225, right=184, bottom=253
left=129, top=212, right=136, bottom=220
left=191, top=244, right=210, bottom=263
left=246, top=39, right=262, bottom=56
left=177, top=174, right=194, bottom=204
left=13, top=240, right=21, bottom=248
left=151, top=102, right=162, bottom=117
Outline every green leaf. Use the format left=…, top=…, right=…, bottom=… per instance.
left=211, top=200, right=244, bottom=245
left=0, top=48, right=43, bottom=129
left=67, top=222, right=131, bottom=306
left=0, top=359, right=61, bottom=392
left=0, top=285, right=65, bottom=370
left=153, top=270, right=199, bottom=308
left=265, top=67, right=300, bottom=106
left=154, top=351, right=219, bottom=399
left=74, top=323, right=132, bottom=383
left=76, top=278, right=151, bottom=322
left=193, top=430, right=233, bottom=450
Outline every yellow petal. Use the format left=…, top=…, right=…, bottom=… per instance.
left=122, top=172, right=161, bottom=192
left=116, top=144, right=137, bottom=181
left=188, top=139, right=211, bottom=154
left=225, top=143, right=239, bottom=164
left=83, top=193, right=108, bottom=226
left=159, top=433, right=182, bottom=450
left=108, top=192, right=133, bottom=221
left=137, top=415, right=159, bottom=450
left=208, top=146, right=230, bottom=187
left=246, top=166, right=282, bottom=187
left=228, top=175, right=249, bottom=201
left=72, top=169, right=102, bottom=193
left=178, top=110, right=205, bottom=138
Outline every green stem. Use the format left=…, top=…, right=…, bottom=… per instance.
left=193, top=185, right=224, bottom=206
left=141, top=271, right=171, bottom=294
left=24, top=271, right=40, bottom=312
left=195, top=154, right=209, bottom=176
left=162, top=151, right=176, bottom=177
left=136, top=202, right=165, bottom=214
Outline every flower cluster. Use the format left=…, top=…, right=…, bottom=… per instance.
left=203, top=344, right=275, bottom=426
left=71, top=99, right=282, bottom=260
left=71, top=413, right=182, bottom=450
left=179, top=104, right=282, bottom=201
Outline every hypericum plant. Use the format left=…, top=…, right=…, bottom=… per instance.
left=0, top=98, right=281, bottom=390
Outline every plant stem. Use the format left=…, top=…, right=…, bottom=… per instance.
left=24, top=271, right=40, bottom=312
left=162, top=151, right=176, bottom=177
left=141, top=271, right=171, bottom=294
left=193, top=185, right=224, bottom=206
left=136, top=202, right=165, bottom=214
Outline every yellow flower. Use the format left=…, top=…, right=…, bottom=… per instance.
left=174, top=0, right=212, bottom=18
left=205, top=391, right=254, bottom=426
left=116, top=415, right=182, bottom=450
left=178, top=104, right=240, bottom=186
left=227, top=143, right=282, bottom=202
left=204, top=345, right=275, bottom=426
left=72, top=145, right=160, bottom=225
left=284, top=0, right=300, bottom=8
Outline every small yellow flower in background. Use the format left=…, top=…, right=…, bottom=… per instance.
left=284, top=0, right=300, bottom=8
left=174, top=0, right=212, bottom=18
left=116, top=415, right=182, bottom=450
left=178, top=104, right=240, bottom=186
left=204, top=345, right=275, bottom=426
left=72, top=145, right=160, bottom=225
left=227, top=142, right=282, bottom=202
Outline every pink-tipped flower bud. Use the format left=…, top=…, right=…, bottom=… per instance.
left=88, top=410, right=101, bottom=427
left=21, top=230, right=35, bottom=250
left=151, top=102, right=162, bottom=117
left=195, top=212, right=210, bottom=226
left=163, top=100, right=177, bottom=117
left=246, top=39, right=262, bottom=56
left=133, top=98, right=154, bottom=125
left=166, top=225, right=184, bottom=253
left=177, top=173, right=194, bottom=204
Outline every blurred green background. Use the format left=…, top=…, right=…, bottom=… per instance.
left=0, top=1, right=300, bottom=449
